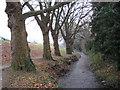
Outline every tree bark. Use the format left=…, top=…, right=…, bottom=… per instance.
left=51, top=32, right=61, bottom=56
left=65, top=40, right=73, bottom=54
left=61, top=29, right=74, bottom=54
left=42, top=31, right=53, bottom=60
left=5, top=2, right=35, bottom=71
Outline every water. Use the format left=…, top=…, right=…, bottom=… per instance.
left=58, top=52, right=103, bottom=88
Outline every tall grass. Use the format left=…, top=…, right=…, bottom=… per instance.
left=88, top=50, right=103, bottom=70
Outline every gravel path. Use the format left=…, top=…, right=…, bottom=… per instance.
left=58, top=52, right=103, bottom=88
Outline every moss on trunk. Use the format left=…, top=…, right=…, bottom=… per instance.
left=5, top=2, right=36, bottom=71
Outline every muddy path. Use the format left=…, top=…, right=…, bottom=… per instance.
left=58, top=52, right=103, bottom=88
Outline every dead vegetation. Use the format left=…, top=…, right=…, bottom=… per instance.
left=2, top=40, right=79, bottom=88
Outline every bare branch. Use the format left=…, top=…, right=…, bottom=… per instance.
left=23, top=2, right=70, bottom=19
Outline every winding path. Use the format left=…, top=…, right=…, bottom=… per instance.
left=58, top=52, right=103, bottom=88
left=0, top=53, right=103, bottom=88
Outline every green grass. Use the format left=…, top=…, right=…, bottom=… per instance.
left=59, top=47, right=66, bottom=51
left=88, top=50, right=118, bottom=88
left=30, top=43, right=43, bottom=46
left=88, top=51, right=103, bottom=70
left=0, top=40, right=10, bottom=43
left=58, top=85, right=64, bottom=88
left=50, top=45, right=54, bottom=49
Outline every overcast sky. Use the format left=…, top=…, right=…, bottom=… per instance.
left=0, top=0, right=53, bottom=44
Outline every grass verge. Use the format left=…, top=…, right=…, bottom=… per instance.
left=2, top=40, right=80, bottom=88
left=88, top=50, right=119, bottom=88
left=2, top=52, right=79, bottom=88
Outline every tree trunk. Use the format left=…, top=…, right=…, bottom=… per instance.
left=51, top=32, right=61, bottom=56
left=5, top=2, right=35, bottom=71
left=53, top=37, right=61, bottom=56
left=42, top=31, right=53, bottom=60
left=65, top=40, right=73, bottom=54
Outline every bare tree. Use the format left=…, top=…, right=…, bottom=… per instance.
left=74, top=23, right=91, bottom=53
left=24, top=1, right=71, bottom=59
left=25, top=2, right=53, bottom=60
left=60, top=2, right=92, bottom=54
left=5, top=2, right=36, bottom=71
left=49, top=2, right=75, bottom=56
left=5, top=1, right=69, bottom=70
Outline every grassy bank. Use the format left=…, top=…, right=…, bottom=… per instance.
left=2, top=41, right=79, bottom=88
left=88, top=50, right=119, bottom=88
left=3, top=53, right=79, bottom=88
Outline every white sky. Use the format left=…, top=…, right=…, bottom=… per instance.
left=0, top=0, right=53, bottom=44
left=0, top=1, right=94, bottom=44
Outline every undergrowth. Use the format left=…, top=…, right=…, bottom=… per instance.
left=88, top=50, right=118, bottom=88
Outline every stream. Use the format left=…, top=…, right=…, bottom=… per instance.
left=58, top=52, right=103, bottom=88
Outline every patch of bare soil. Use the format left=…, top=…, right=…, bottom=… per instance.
left=2, top=41, right=43, bottom=65
left=29, top=44, right=43, bottom=58
left=2, top=41, right=11, bottom=65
